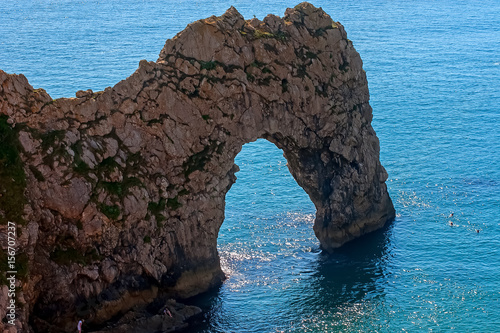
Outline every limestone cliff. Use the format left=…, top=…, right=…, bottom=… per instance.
left=0, top=3, right=395, bottom=332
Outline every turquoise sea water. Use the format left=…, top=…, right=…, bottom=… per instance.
left=1, top=1, right=499, bottom=332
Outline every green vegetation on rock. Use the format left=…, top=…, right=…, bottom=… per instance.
left=71, top=142, right=90, bottom=174
left=148, top=198, right=166, bottom=215
left=183, top=141, right=224, bottom=178
left=253, top=30, right=287, bottom=41
left=0, top=115, right=27, bottom=225
left=200, top=61, right=220, bottom=70
left=148, top=198, right=167, bottom=224
left=40, top=129, right=65, bottom=152
left=339, top=60, right=350, bottom=73
left=167, top=196, right=182, bottom=210
left=281, top=79, right=289, bottom=93
left=50, top=247, right=102, bottom=266
left=98, top=157, right=120, bottom=175
left=98, top=203, right=121, bottom=220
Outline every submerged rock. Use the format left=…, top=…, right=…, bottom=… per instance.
left=0, top=2, right=394, bottom=332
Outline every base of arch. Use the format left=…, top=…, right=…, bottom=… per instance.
left=315, top=198, right=396, bottom=252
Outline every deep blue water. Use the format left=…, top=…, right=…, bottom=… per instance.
left=1, top=0, right=499, bottom=332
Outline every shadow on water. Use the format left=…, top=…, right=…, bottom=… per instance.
left=308, top=221, right=394, bottom=306
left=186, top=220, right=396, bottom=332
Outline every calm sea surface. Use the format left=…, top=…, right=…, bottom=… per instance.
left=1, top=0, right=499, bottom=332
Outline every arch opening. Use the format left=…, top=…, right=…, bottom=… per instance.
left=219, top=139, right=318, bottom=276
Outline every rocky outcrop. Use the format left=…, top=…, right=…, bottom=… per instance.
left=0, top=3, right=394, bottom=332
left=63, top=299, right=200, bottom=333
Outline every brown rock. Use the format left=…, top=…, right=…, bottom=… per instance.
left=76, top=89, right=93, bottom=98
left=43, top=178, right=91, bottom=219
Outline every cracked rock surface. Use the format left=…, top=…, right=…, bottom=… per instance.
left=0, top=2, right=394, bottom=332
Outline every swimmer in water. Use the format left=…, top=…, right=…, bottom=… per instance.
left=449, top=221, right=453, bottom=226
left=448, top=213, right=454, bottom=218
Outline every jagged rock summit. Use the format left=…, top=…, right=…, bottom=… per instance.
left=0, top=3, right=395, bottom=332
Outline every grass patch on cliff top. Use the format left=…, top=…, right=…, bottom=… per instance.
left=253, top=29, right=288, bottom=41
left=0, top=115, right=27, bottom=225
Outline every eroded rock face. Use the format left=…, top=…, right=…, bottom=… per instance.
left=0, top=3, right=394, bottom=332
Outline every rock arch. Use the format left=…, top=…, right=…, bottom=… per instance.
left=0, top=3, right=394, bottom=331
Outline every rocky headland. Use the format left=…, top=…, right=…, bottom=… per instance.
left=0, top=3, right=395, bottom=332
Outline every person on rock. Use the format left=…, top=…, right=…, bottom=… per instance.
left=164, top=308, right=173, bottom=317
left=77, top=319, right=84, bottom=333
